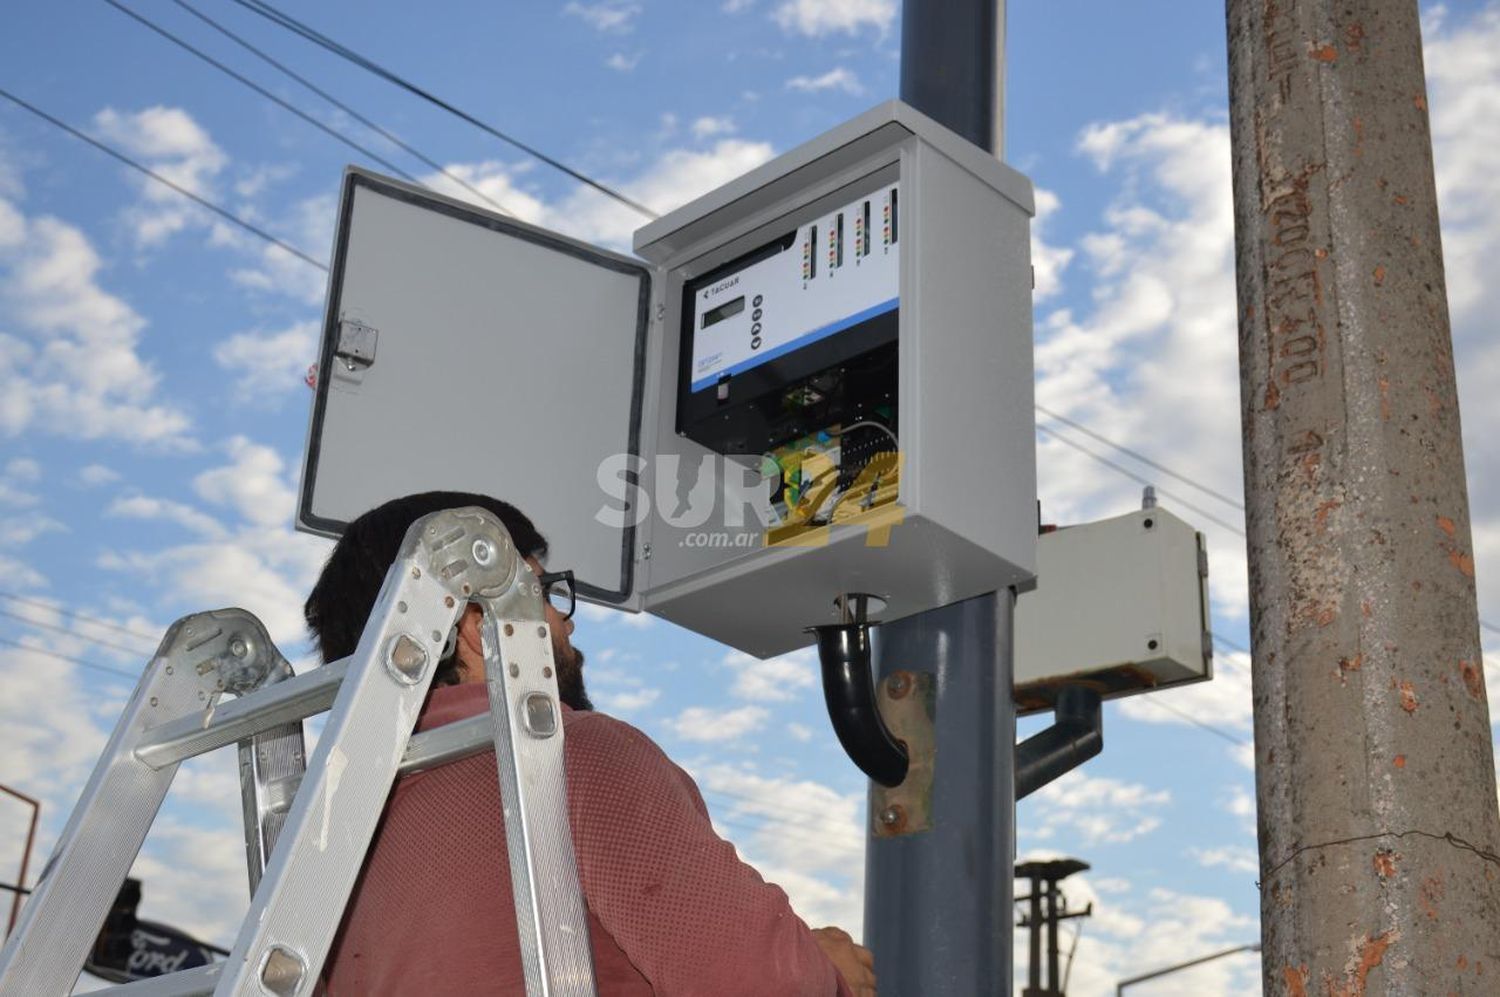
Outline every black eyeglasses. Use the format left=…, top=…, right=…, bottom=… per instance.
left=537, top=569, right=576, bottom=620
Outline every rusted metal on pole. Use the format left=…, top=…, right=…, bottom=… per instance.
left=0, top=785, right=39, bottom=937
left=1226, top=1, right=1500, bottom=991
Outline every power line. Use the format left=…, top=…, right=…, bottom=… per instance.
left=0, top=607, right=153, bottom=660
left=1036, top=404, right=1244, bottom=511
left=0, top=636, right=139, bottom=681
left=1036, top=424, right=1247, bottom=537
left=1136, top=696, right=1250, bottom=748
left=103, top=0, right=425, bottom=188
left=1213, top=633, right=1250, bottom=656
left=0, top=590, right=161, bottom=644
left=0, top=86, right=326, bottom=271
left=1036, top=413, right=1500, bottom=638
left=225, top=0, right=659, bottom=219
left=168, top=0, right=515, bottom=217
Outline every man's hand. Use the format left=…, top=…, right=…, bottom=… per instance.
left=811, top=926, right=876, bottom=996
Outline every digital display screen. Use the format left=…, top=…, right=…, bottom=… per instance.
left=701, top=296, right=745, bottom=329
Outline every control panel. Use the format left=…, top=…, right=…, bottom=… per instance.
left=678, top=177, right=901, bottom=458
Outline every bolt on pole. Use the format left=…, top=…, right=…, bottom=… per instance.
left=1226, top=0, right=1500, bottom=991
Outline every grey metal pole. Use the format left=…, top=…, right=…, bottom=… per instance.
left=864, top=592, right=1015, bottom=995
left=900, top=0, right=1005, bottom=155
left=1226, top=0, right=1500, bottom=990
left=868, top=4, right=1014, bottom=995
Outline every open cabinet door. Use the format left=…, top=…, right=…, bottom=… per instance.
left=298, top=169, right=651, bottom=609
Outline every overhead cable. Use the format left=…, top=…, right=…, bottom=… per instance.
left=1137, top=697, right=1250, bottom=747
left=225, top=0, right=659, bottom=218
left=1036, top=424, right=1246, bottom=537
left=0, top=607, right=153, bottom=659
left=1036, top=423, right=1500, bottom=642
left=1035, top=403, right=1244, bottom=511
left=0, top=635, right=138, bottom=681
left=167, top=0, right=514, bottom=216
left=0, top=590, right=161, bottom=644
left=0, top=86, right=327, bottom=270
left=103, top=0, right=425, bottom=188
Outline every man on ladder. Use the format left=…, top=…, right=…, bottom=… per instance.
left=310, top=491, right=878, bottom=996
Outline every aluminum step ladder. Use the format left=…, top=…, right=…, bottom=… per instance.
left=0, top=507, right=596, bottom=996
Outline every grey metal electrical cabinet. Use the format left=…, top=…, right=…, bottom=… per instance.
left=298, top=100, right=1038, bottom=658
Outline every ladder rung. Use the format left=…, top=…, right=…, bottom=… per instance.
left=135, top=658, right=349, bottom=770
left=100, top=961, right=220, bottom=995
left=400, top=712, right=491, bottom=776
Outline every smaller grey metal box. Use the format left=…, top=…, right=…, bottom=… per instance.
left=1013, top=507, right=1213, bottom=713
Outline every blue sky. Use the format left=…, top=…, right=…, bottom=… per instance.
left=1, top=1, right=1498, bottom=993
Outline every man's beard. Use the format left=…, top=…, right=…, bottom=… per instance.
left=554, top=640, right=591, bottom=712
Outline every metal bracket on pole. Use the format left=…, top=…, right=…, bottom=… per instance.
left=870, top=670, right=935, bottom=837
left=1014, top=686, right=1103, bottom=800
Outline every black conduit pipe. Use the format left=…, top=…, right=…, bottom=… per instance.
left=809, top=622, right=910, bottom=788
left=1014, top=686, right=1104, bottom=800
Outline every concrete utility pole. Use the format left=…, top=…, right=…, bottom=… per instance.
left=860, top=3, right=1014, bottom=995
left=1226, top=1, right=1500, bottom=991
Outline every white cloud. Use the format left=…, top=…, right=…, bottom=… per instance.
left=724, top=0, right=756, bottom=11
left=773, top=0, right=895, bottom=37
left=595, top=687, right=660, bottom=714
left=419, top=161, right=548, bottom=223
left=786, top=722, right=813, bottom=742
left=691, top=116, right=737, bottom=140
left=226, top=193, right=334, bottom=306
left=213, top=320, right=320, bottom=403
left=193, top=435, right=298, bottom=529
left=107, top=494, right=227, bottom=540
left=100, top=436, right=329, bottom=647
left=786, top=67, right=864, bottom=96
left=604, top=52, right=642, bottom=72
left=0, top=199, right=195, bottom=448
left=440, top=138, right=775, bottom=253
left=1031, top=188, right=1074, bottom=301
left=233, top=162, right=296, bottom=200
left=723, top=647, right=818, bottom=701
left=564, top=1, right=642, bottom=33
left=1028, top=770, right=1171, bottom=845
left=1119, top=649, right=1252, bottom=737
left=0, top=552, right=47, bottom=589
left=0, top=457, right=40, bottom=506
left=1425, top=6, right=1500, bottom=631
left=0, top=512, right=65, bottom=547
left=690, top=763, right=865, bottom=931
left=6, top=457, right=39, bottom=481
left=563, top=139, right=774, bottom=246
left=92, top=106, right=228, bottom=248
left=1192, top=845, right=1259, bottom=875
left=669, top=704, right=770, bottom=741
left=79, top=463, right=121, bottom=487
